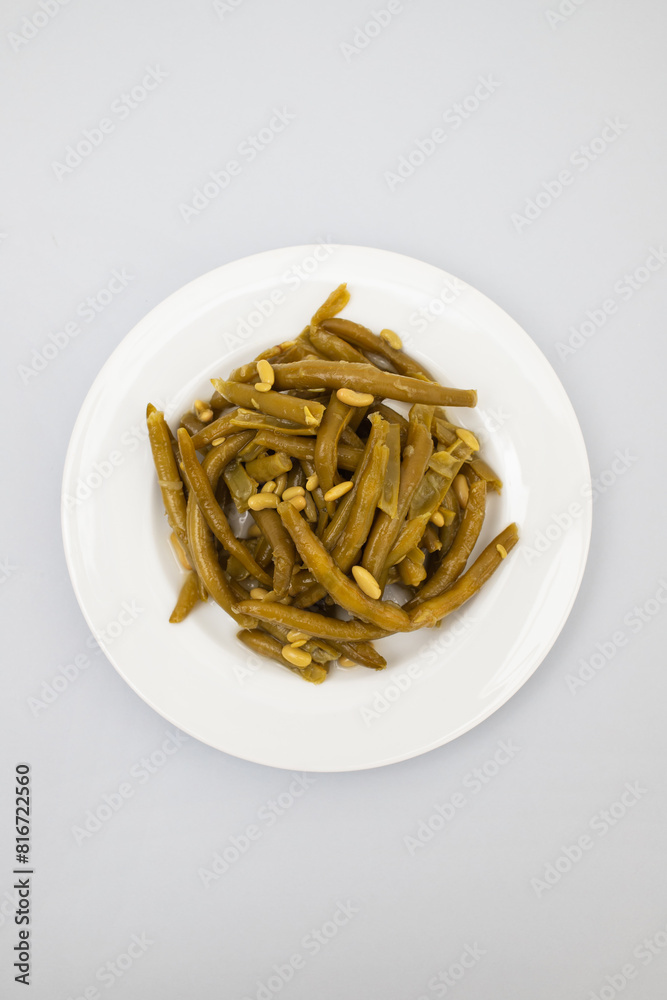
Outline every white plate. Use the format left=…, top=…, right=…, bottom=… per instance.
left=62, top=245, right=591, bottom=772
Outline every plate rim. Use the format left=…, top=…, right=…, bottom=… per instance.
left=61, top=243, right=592, bottom=772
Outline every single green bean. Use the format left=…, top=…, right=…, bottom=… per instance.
left=212, top=379, right=326, bottom=428
left=409, top=524, right=519, bottom=628
left=169, top=571, right=200, bottom=623
left=147, top=408, right=188, bottom=551
left=315, top=392, right=354, bottom=498
left=321, top=317, right=436, bottom=380
left=233, top=600, right=391, bottom=641
left=178, top=428, right=272, bottom=586
left=271, top=361, right=477, bottom=407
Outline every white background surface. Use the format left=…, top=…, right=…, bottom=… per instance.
left=2, top=1, right=666, bottom=998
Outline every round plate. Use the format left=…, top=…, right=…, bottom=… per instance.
left=62, top=245, right=591, bottom=772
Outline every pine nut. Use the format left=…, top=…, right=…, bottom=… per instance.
left=455, top=427, right=480, bottom=452
left=289, top=495, right=307, bottom=511
left=496, top=544, right=508, bottom=559
left=250, top=587, right=269, bottom=600
left=429, top=511, right=445, bottom=527
left=256, top=359, right=275, bottom=385
left=211, top=437, right=225, bottom=446
left=281, top=644, right=312, bottom=667
left=323, top=481, right=354, bottom=502
left=254, top=382, right=272, bottom=392
left=338, top=656, right=358, bottom=668
left=351, top=565, right=382, bottom=599
left=282, top=486, right=305, bottom=501
left=453, top=474, right=469, bottom=509
left=380, top=328, right=403, bottom=350
left=289, top=639, right=308, bottom=648
left=247, top=493, right=279, bottom=510
left=306, top=474, right=319, bottom=491
left=198, top=408, right=214, bottom=422
left=261, top=481, right=277, bottom=493
left=336, top=388, right=374, bottom=407
left=286, top=630, right=309, bottom=643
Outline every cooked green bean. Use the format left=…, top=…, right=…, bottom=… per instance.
left=310, top=282, right=350, bottom=328
left=378, top=422, right=401, bottom=518
left=468, top=457, right=503, bottom=492
left=328, top=639, right=386, bottom=670
left=251, top=507, right=296, bottom=600
left=362, top=405, right=435, bottom=581
left=315, top=392, right=354, bottom=498
left=233, top=600, right=391, bottom=641
left=438, top=490, right=461, bottom=556
left=147, top=408, right=189, bottom=551
left=169, top=571, right=201, bottom=623
left=178, top=428, right=272, bottom=586
left=407, top=479, right=487, bottom=606
left=271, top=361, right=477, bottom=407
left=410, top=524, right=519, bottom=628
left=249, top=431, right=363, bottom=472
left=212, top=379, right=326, bottom=428
left=368, top=402, right=409, bottom=449
left=236, top=629, right=328, bottom=684
left=190, top=412, right=238, bottom=450
left=187, top=497, right=255, bottom=629
left=332, top=422, right=389, bottom=572
left=223, top=458, right=257, bottom=512
left=321, top=317, right=435, bottom=380
left=244, top=451, right=293, bottom=482
left=180, top=411, right=206, bottom=436
left=229, top=410, right=316, bottom=436
left=309, top=326, right=368, bottom=364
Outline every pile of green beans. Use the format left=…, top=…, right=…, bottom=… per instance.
left=147, top=284, right=518, bottom=684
